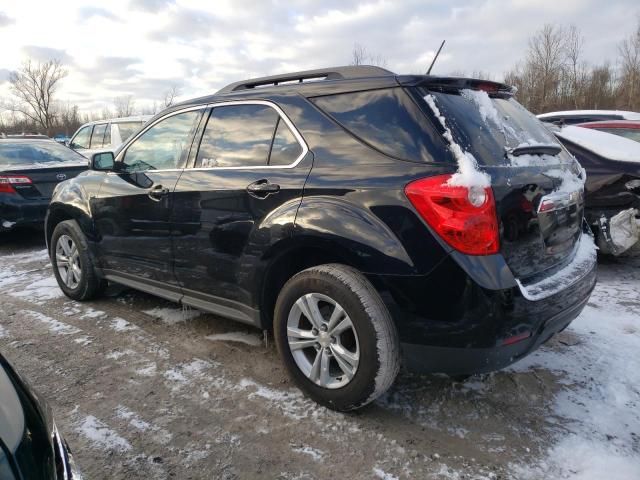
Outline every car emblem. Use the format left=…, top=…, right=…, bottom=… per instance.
left=56, top=173, right=67, bottom=181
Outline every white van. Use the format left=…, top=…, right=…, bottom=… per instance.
left=68, top=115, right=152, bottom=157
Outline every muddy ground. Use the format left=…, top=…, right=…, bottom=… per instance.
left=0, top=228, right=638, bottom=479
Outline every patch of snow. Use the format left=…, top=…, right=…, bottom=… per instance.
left=2, top=221, right=16, bottom=228
left=292, top=445, right=324, bottom=462
left=10, top=276, right=63, bottom=302
left=538, top=109, right=640, bottom=121
left=73, top=335, right=92, bottom=346
left=205, top=331, right=262, bottom=346
left=22, top=309, right=81, bottom=335
left=510, top=270, right=640, bottom=478
left=80, top=308, right=107, bottom=319
left=135, top=362, right=157, bottom=377
left=110, top=317, right=138, bottom=332
left=0, top=324, right=6, bottom=338
left=115, top=405, right=151, bottom=431
left=423, top=94, right=491, bottom=188
left=163, top=359, right=212, bottom=391
left=142, top=306, right=201, bottom=324
left=556, top=125, right=640, bottom=163
left=373, top=467, right=400, bottom=480
left=76, top=415, right=132, bottom=452
left=105, top=349, right=136, bottom=360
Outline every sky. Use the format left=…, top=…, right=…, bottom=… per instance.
left=0, top=0, right=638, bottom=115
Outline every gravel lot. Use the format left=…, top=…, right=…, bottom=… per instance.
left=0, top=229, right=638, bottom=480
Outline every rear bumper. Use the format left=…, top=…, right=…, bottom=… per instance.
left=0, top=195, right=49, bottom=230
left=401, top=291, right=590, bottom=374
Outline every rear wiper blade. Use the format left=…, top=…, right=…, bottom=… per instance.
left=507, top=144, right=562, bottom=157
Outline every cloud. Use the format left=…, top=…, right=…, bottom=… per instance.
left=129, top=0, right=174, bottom=12
left=0, top=12, right=13, bottom=28
left=77, top=6, right=121, bottom=22
left=0, top=68, right=10, bottom=84
left=21, top=45, right=74, bottom=65
left=147, top=8, right=221, bottom=42
left=77, top=56, right=144, bottom=82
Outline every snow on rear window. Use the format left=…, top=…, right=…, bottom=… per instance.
left=556, top=125, right=640, bottom=163
left=423, top=94, right=490, bottom=188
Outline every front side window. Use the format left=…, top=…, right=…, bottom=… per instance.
left=121, top=111, right=200, bottom=172
left=90, top=123, right=107, bottom=148
left=196, top=104, right=279, bottom=168
left=71, top=126, right=92, bottom=149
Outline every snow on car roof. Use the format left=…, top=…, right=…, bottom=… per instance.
left=555, top=125, right=640, bottom=163
left=538, top=110, right=640, bottom=120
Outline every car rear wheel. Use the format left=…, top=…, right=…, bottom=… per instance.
left=51, top=220, right=106, bottom=301
left=274, top=264, right=400, bottom=411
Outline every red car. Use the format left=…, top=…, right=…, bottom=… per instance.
left=576, top=120, right=640, bottom=143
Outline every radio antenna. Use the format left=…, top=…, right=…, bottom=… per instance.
left=426, top=40, right=446, bottom=75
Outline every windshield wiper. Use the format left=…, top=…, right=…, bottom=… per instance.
left=507, top=144, right=562, bottom=157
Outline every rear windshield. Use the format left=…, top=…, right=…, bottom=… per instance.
left=311, top=87, right=451, bottom=164
left=117, top=122, right=145, bottom=143
left=416, top=87, right=568, bottom=166
left=0, top=141, right=85, bottom=167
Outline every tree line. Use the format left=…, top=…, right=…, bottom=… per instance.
left=1, top=16, right=639, bottom=137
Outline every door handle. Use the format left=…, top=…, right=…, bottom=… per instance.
left=148, top=184, right=170, bottom=201
left=247, top=179, right=280, bottom=198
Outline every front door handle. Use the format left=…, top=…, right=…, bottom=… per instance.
left=247, top=179, right=280, bottom=198
left=148, top=184, right=170, bottom=201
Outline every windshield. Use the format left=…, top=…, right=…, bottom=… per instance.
left=417, top=87, right=570, bottom=166
left=0, top=141, right=86, bottom=167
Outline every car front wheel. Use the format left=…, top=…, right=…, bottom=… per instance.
left=274, top=264, right=400, bottom=411
left=51, top=220, right=106, bottom=301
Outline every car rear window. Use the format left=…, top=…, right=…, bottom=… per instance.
left=0, top=141, right=85, bottom=167
left=416, top=87, right=568, bottom=166
left=311, top=87, right=451, bottom=164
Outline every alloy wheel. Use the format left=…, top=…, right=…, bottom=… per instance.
left=286, top=293, right=360, bottom=389
left=55, top=234, right=82, bottom=289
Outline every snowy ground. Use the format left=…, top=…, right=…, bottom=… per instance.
left=0, top=229, right=638, bottom=479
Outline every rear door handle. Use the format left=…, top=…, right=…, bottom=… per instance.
left=148, top=184, right=170, bottom=201
left=247, top=179, right=280, bottom=198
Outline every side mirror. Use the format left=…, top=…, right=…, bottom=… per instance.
left=90, top=151, right=115, bottom=171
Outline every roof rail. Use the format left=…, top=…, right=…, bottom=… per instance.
left=216, top=65, right=395, bottom=94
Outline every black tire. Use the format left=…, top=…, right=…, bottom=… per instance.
left=274, top=264, right=400, bottom=412
left=50, top=220, right=106, bottom=301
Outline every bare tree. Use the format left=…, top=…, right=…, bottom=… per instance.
left=163, top=84, right=181, bottom=107
left=8, top=59, right=67, bottom=135
left=617, top=17, right=640, bottom=110
left=114, top=95, right=136, bottom=117
left=350, top=43, right=387, bottom=67
left=564, top=25, right=585, bottom=108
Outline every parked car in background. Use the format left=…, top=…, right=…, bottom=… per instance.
left=68, top=115, right=151, bottom=158
left=575, top=120, right=640, bottom=143
left=53, top=134, right=71, bottom=144
left=0, top=351, right=82, bottom=479
left=46, top=66, right=596, bottom=411
left=1, top=138, right=87, bottom=231
left=537, top=109, right=640, bottom=125
left=553, top=125, right=640, bottom=255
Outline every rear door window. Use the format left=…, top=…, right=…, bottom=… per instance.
left=71, top=126, right=92, bottom=149
left=311, top=87, right=449, bottom=164
left=195, top=104, right=279, bottom=168
left=269, top=117, right=303, bottom=166
left=90, top=123, right=107, bottom=148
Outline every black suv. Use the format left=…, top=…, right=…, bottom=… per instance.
left=46, top=66, right=596, bottom=411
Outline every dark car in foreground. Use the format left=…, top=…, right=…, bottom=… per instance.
left=1, top=139, right=87, bottom=232
left=46, top=66, right=596, bottom=411
left=575, top=120, right=640, bottom=143
left=553, top=125, right=640, bottom=255
left=0, top=352, right=82, bottom=479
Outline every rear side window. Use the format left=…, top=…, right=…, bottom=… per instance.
left=71, top=126, right=91, bottom=149
left=117, top=122, right=144, bottom=144
left=103, top=124, right=112, bottom=146
left=90, top=123, right=107, bottom=148
left=269, top=118, right=302, bottom=166
left=597, top=128, right=640, bottom=142
left=311, top=87, right=449, bottom=163
left=196, top=104, right=279, bottom=168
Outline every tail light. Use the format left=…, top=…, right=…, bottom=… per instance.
left=0, top=175, right=33, bottom=194
left=405, top=174, right=499, bottom=255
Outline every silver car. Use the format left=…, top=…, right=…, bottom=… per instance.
left=68, top=116, right=152, bottom=158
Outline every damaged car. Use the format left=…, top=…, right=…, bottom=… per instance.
left=552, top=125, right=640, bottom=256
